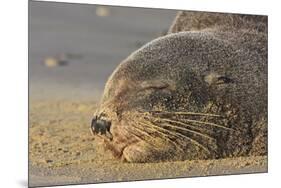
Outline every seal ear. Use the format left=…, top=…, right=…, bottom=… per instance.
left=204, top=72, right=234, bottom=86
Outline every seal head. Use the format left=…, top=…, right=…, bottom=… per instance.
left=91, top=13, right=267, bottom=162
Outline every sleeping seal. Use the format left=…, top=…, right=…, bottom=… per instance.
left=91, top=11, right=267, bottom=162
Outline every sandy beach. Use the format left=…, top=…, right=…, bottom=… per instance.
left=29, top=100, right=267, bottom=187
left=29, top=2, right=267, bottom=187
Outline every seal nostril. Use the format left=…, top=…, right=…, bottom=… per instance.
left=90, top=115, right=113, bottom=141
left=90, top=116, right=98, bottom=134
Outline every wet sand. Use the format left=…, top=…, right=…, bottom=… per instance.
left=29, top=100, right=267, bottom=187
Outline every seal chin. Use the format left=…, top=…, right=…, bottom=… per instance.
left=90, top=114, right=113, bottom=141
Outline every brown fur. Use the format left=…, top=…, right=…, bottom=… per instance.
left=93, top=11, right=268, bottom=162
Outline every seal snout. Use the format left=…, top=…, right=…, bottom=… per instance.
left=90, top=114, right=113, bottom=141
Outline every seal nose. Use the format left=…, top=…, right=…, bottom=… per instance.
left=90, top=114, right=113, bottom=141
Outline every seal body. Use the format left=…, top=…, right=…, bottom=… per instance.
left=91, top=12, right=267, bottom=162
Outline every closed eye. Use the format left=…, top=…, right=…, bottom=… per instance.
left=139, top=80, right=175, bottom=91
left=204, top=73, right=234, bottom=85
left=217, top=76, right=234, bottom=84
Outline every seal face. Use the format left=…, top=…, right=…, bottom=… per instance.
left=91, top=15, right=267, bottom=163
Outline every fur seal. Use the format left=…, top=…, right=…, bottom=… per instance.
left=91, top=11, right=267, bottom=162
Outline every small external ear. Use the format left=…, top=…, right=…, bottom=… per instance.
left=140, top=80, right=175, bottom=91
left=204, top=72, right=234, bottom=86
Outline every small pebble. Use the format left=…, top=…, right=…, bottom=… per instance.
left=45, top=159, right=53, bottom=163
left=44, top=57, right=59, bottom=67
left=44, top=54, right=68, bottom=68
left=96, top=6, right=110, bottom=17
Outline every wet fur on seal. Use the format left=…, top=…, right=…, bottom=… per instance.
left=93, top=11, right=267, bottom=162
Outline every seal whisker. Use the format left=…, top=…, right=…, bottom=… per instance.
left=141, top=119, right=211, bottom=155
left=136, top=120, right=186, bottom=152
left=146, top=115, right=234, bottom=132
left=125, top=125, right=153, bottom=144
left=153, top=119, right=216, bottom=141
left=136, top=120, right=178, bottom=139
left=180, top=118, right=236, bottom=131
left=143, top=110, right=222, bottom=118
left=128, top=120, right=157, bottom=140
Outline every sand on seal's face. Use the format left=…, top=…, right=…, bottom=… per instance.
left=29, top=100, right=267, bottom=187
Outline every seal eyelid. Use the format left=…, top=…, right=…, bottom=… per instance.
left=140, top=80, right=174, bottom=91
left=204, top=72, right=234, bottom=85
left=216, top=76, right=234, bottom=84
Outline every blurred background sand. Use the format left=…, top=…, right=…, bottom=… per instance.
left=29, top=1, right=176, bottom=100
left=29, top=1, right=267, bottom=187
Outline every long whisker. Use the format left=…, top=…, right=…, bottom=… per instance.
left=129, top=120, right=157, bottom=140
left=138, top=120, right=179, bottom=140
left=143, top=110, right=222, bottom=118
left=146, top=115, right=234, bottom=132
left=154, top=119, right=215, bottom=141
left=125, top=126, right=152, bottom=144
left=119, top=117, right=157, bottom=150
left=141, top=119, right=210, bottom=155
left=182, top=118, right=235, bottom=131
left=136, top=120, right=185, bottom=152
